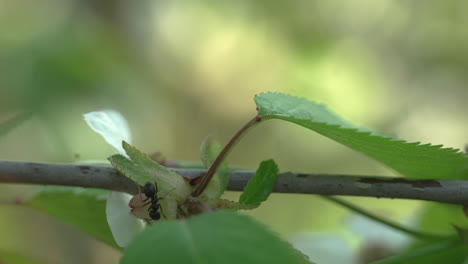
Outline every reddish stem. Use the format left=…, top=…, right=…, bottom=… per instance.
left=192, top=116, right=261, bottom=197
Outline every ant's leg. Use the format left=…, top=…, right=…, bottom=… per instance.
left=142, top=200, right=153, bottom=207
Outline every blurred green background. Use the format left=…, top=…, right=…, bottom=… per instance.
left=0, top=0, right=467, bottom=263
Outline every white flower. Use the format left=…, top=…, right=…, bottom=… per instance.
left=83, top=110, right=145, bottom=248
left=106, top=191, right=146, bottom=247
left=83, top=110, right=132, bottom=155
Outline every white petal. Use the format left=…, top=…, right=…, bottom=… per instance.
left=83, top=110, right=132, bottom=155
left=106, top=191, right=146, bottom=247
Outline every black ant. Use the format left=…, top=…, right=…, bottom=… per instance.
left=142, top=181, right=164, bottom=221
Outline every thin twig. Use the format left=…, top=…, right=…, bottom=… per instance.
left=322, top=196, right=449, bottom=240
left=192, top=116, right=260, bottom=197
left=0, top=160, right=468, bottom=205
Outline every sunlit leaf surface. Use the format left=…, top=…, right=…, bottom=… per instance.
left=239, top=159, right=279, bottom=205
left=255, top=92, right=468, bottom=179
left=121, top=211, right=312, bottom=264
left=26, top=186, right=119, bottom=249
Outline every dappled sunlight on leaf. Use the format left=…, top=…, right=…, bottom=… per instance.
left=255, top=92, right=468, bottom=179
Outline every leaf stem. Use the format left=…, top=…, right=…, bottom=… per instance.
left=192, top=116, right=261, bottom=197
left=322, top=195, right=450, bottom=240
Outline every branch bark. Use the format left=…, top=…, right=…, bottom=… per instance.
left=0, top=160, right=467, bottom=205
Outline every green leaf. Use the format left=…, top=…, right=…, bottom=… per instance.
left=239, top=159, right=279, bottom=205
left=121, top=211, right=311, bottom=264
left=0, top=249, right=45, bottom=264
left=255, top=92, right=468, bottom=179
left=26, top=186, right=119, bottom=249
left=122, top=141, right=169, bottom=175
left=200, top=137, right=230, bottom=199
left=0, top=112, right=31, bottom=138
left=109, top=142, right=192, bottom=220
left=373, top=240, right=468, bottom=264
left=453, top=225, right=468, bottom=243
left=109, top=142, right=191, bottom=203
left=109, top=154, right=148, bottom=181
left=121, top=211, right=308, bottom=264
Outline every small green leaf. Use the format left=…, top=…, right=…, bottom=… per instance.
left=109, top=142, right=192, bottom=220
left=200, top=136, right=214, bottom=168
left=373, top=240, right=468, bottom=264
left=122, top=141, right=166, bottom=173
left=239, top=159, right=279, bottom=205
left=109, top=142, right=191, bottom=203
left=121, top=211, right=311, bottom=264
left=200, top=137, right=230, bottom=199
left=255, top=92, right=468, bottom=179
left=26, top=186, right=119, bottom=249
left=0, top=249, right=45, bottom=264
left=109, top=154, right=148, bottom=182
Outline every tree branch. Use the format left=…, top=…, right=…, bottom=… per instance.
left=0, top=160, right=139, bottom=194
left=0, top=160, right=467, bottom=205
